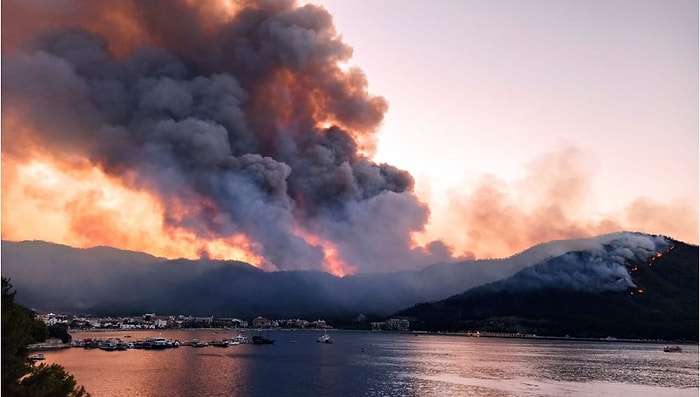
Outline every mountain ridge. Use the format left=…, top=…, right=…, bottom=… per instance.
left=396, top=236, right=698, bottom=340
left=2, top=232, right=695, bottom=335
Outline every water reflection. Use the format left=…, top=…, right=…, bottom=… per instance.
left=45, top=331, right=698, bottom=397
left=392, top=335, right=698, bottom=396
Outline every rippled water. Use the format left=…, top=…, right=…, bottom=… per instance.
left=43, top=330, right=698, bottom=397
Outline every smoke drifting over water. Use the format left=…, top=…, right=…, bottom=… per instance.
left=2, top=0, right=452, bottom=273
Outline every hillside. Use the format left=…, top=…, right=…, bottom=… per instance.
left=2, top=232, right=693, bottom=332
left=1, top=237, right=563, bottom=317
left=397, top=237, right=698, bottom=341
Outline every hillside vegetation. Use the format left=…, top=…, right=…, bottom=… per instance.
left=398, top=238, right=698, bottom=341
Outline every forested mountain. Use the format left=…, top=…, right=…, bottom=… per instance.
left=397, top=237, right=698, bottom=340
left=3, top=232, right=696, bottom=342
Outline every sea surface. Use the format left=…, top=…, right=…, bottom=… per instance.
left=43, top=330, right=698, bottom=397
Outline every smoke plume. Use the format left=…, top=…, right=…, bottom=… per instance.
left=498, top=232, right=669, bottom=293
left=1, top=0, right=452, bottom=273
left=433, top=146, right=698, bottom=259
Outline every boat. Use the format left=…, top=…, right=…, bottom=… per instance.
left=98, top=340, right=119, bottom=351
left=663, top=345, right=682, bottom=352
left=211, top=340, right=229, bottom=347
left=116, top=341, right=130, bottom=350
left=317, top=330, right=333, bottom=344
left=251, top=335, right=275, bottom=345
left=143, top=337, right=174, bottom=349
left=29, top=353, right=46, bottom=361
left=230, top=335, right=248, bottom=344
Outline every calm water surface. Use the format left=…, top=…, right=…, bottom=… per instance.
left=44, top=330, right=698, bottom=397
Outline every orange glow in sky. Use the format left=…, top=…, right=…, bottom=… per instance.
left=1, top=156, right=264, bottom=267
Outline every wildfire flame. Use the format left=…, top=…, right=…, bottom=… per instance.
left=648, top=251, right=663, bottom=266
left=292, top=226, right=355, bottom=277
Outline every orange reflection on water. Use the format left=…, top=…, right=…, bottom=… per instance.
left=43, top=330, right=250, bottom=397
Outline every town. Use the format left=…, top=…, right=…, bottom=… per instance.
left=38, top=312, right=411, bottom=332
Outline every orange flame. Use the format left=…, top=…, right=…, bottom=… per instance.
left=292, top=226, right=355, bottom=277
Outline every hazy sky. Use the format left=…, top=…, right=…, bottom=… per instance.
left=313, top=0, right=699, bottom=253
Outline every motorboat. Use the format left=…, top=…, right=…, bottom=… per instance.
left=211, top=340, right=229, bottom=347
left=317, top=330, right=333, bottom=344
left=251, top=335, right=275, bottom=345
left=230, top=335, right=248, bottom=344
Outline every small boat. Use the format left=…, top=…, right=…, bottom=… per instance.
left=191, top=340, right=208, bottom=348
left=116, top=341, right=130, bottom=350
left=663, top=345, right=682, bottom=352
left=230, top=335, right=248, bottom=344
left=99, top=340, right=119, bottom=351
left=317, top=330, right=333, bottom=344
left=251, top=335, right=275, bottom=345
left=143, top=337, right=171, bottom=349
left=29, top=353, right=46, bottom=361
left=211, top=340, right=229, bottom=347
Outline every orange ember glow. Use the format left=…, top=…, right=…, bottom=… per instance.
left=293, top=226, right=355, bottom=277
left=251, top=66, right=379, bottom=157
left=1, top=156, right=263, bottom=266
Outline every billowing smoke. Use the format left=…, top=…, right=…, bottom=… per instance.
left=497, top=232, right=669, bottom=293
left=437, top=146, right=698, bottom=259
left=1, top=0, right=452, bottom=272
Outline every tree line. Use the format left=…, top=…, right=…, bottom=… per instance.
left=2, top=278, right=89, bottom=396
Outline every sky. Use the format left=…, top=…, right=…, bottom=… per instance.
left=313, top=0, right=699, bottom=255
left=1, top=0, right=697, bottom=275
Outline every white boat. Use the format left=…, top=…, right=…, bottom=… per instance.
left=317, top=330, right=333, bottom=344
left=230, top=335, right=248, bottom=344
left=29, top=353, right=46, bottom=361
left=144, top=337, right=174, bottom=349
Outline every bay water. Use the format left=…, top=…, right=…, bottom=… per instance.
left=43, top=330, right=698, bottom=397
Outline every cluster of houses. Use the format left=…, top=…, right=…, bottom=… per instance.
left=39, top=312, right=333, bottom=330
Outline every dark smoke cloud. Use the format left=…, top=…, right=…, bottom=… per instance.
left=2, top=0, right=451, bottom=272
